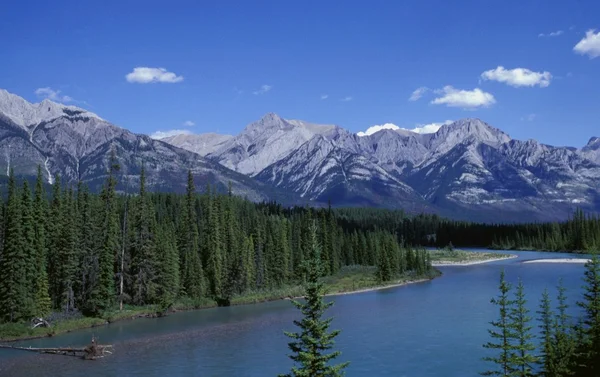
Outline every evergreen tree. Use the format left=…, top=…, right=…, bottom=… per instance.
left=0, top=170, right=27, bottom=322
left=130, top=165, right=158, bottom=305
left=573, top=253, right=600, bottom=376
left=510, top=280, right=537, bottom=376
left=553, top=280, right=574, bottom=377
left=537, top=289, right=556, bottom=377
left=481, top=271, right=517, bottom=376
left=179, top=170, right=204, bottom=299
left=280, top=222, right=348, bottom=377
left=20, top=180, right=37, bottom=318
left=89, top=150, right=120, bottom=314
left=33, top=167, right=51, bottom=317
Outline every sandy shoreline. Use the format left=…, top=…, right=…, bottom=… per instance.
left=522, top=258, right=591, bottom=264
left=324, top=278, right=432, bottom=297
left=432, top=254, right=518, bottom=267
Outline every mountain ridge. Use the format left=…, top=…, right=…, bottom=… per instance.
left=2, top=88, right=598, bottom=221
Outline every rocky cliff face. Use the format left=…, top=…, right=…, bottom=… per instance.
left=165, top=114, right=600, bottom=221
left=0, top=89, right=295, bottom=202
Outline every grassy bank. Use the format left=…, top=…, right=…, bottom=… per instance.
left=429, top=248, right=514, bottom=265
left=0, top=266, right=438, bottom=342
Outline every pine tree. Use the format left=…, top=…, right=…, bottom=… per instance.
left=0, top=169, right=27, bottom=322
left=130, top=165, right=158, bottom=305
left=280, top=222, right=349, bottom=377
left=553, top=280, right=574, bottom=377
left=573, top=253, right=600, bottom=375
left=89, top=150, right=120, bottom=314
left=33, top=167, right=52, bottom=317
left=510, top=280, right=537, bottom=376
left=179, top=170, right=204, bottom=299
left=20, top=180, right=38, bottom=318
left=156, top=222, right=180, bottom=311
left=481, top=271, right=517, bottom=376
left=537, top=289, right=556, bottom=377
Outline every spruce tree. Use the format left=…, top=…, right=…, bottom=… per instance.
left=481, top=271, right=517, bottom=376
left=510, top=280, right=537, bottom=376
left=130, top=165, right=158, bottom=305
left=552, top=280, right=574, bottom=377
left=179, top=170, right=204, bottom=299
left=20, top=180, right=38, bottom=318
left=0, top=169, right=27, bottom=322
left=33, top=167, right=52, bottom=317
left=537, top=289, right=556, bottom=377
left=573, top=253, right=600, bottom=375
left=280, top=222, right=348, bottom=377
left=89, top=150, right=120, bottom=314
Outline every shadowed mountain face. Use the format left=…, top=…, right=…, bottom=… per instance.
left=0, top=89, right=299, bottom=203
left=166, top=114, right=600, bottom=221
left=2, top=88, right=599, bottom=221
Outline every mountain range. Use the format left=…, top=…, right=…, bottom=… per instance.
left=1, top=88, right=598, bottom=222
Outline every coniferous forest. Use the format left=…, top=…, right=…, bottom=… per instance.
left=481, top=256, right=600, bottom=377
left=0, top=158, right=433, bottom=325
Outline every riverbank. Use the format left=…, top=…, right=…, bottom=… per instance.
left=0, top=266, right=439, bottom=342
left=522, top=258, right=591, bottom=264
left=430, top=249, right=516, bottom=266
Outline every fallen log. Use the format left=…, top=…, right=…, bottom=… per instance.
left=0, top=337, right=113, bottom=360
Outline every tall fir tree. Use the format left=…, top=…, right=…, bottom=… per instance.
left=130, top=165, right=158, bottom=305
left=552, top=280, right=575, bottom=377
left=20, top=180, right=37, bottom=319
left=89, top=150, right=120, bottom=314
left=510, top=280, right=537, bottom=377
left=33, top=167, right=51, bottom=317
left=481, top=271, right=517, bottom=377
left=179, top=170, right=204, bottom=299
left=573, top=253, right=600, bottom=376
left=0, top=169, right=27, bottom=322
left=280, top=222, right=349, bottom=377
left=537, top=289, right=556, bottom=377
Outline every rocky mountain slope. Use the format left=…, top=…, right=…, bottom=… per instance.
left=166, top=114, right=600, bottom=221
left=0, top=89, right=295, bottom=202
left=2, top=88, right=598, bottom=221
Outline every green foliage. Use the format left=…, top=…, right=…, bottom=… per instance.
left=481, top=271, right=518, bottom=376
left=280, top=223, right=349, bottom=377
left=510, top=280, right=538, bottom=376
left=1, top=167, right=436, bottom=327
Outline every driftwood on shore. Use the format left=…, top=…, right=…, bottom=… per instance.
left=0, top=337, right=113, bottom=360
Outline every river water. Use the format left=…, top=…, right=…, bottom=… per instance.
left=0, top=249, right=590, bottom=377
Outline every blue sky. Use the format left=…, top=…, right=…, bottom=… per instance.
left=1, top=0, right=599, bottom=147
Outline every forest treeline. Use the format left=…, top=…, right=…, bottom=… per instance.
left=334, top=208, right=600, bottom=253
left=0, top=157, right=432, bottom=324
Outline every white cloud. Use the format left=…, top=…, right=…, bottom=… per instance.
left=341, top=96, right=353, bottom=102
left=356, top=120, right=452, bottom=137
left=409, top=86, right=429, bottom=101
left=125, top=67, right=183, bottom=84
left=253, top=84, right=272, bottom=95
left=431, top=86, right=496, bottom=108
left=521, top=114, right=537, bottom=122
left=481, top=66, right=552, bottom=87
left=182, top=120, right=195, bottom=127
left=320, top=94, right=329, bottom=100
left=409, top=120, right=453, bottom=134
left=574, top=29, right=600, bottom=58
left=34, top=87, right=74, bottom=103
left=357, top=123, right=399, bottom=137
left=150, top=129, right=193, bottom=139
left=538, top=30, right=564, bottom=37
